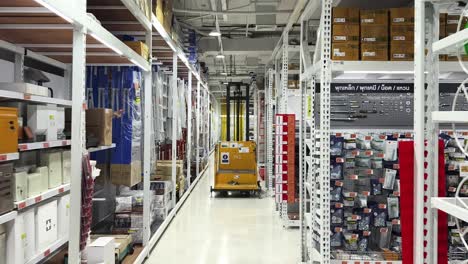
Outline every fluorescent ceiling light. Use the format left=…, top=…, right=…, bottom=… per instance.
left=90, top=33, right=123, bottom=56
left=220, top=72, right=228, bottom=76
left=130, top=58, right=149, bottom=71
left=223, top=82, right=228, bottom=85
left=34, top=0, right=73, bottom=23
left=209, top=30, right=221, bottom=37
left=343, top=70, right=413, bottom=74
left=216, top=54, right=225, bottom=59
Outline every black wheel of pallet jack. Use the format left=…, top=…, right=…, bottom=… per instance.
left=129, top=244, right=135, bottom=255
left=210, top=186, right=213, bottom=197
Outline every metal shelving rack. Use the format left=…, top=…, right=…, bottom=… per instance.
left=415, top=1, right=468, bottom=263
left=0, top=1, right=213, bottom=264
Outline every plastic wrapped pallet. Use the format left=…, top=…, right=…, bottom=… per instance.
left=86, top=66, right=143, bottom=187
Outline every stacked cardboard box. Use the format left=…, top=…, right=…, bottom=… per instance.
left=154, top=0, right=173, bottom=33
left=151, top=160, right=184, bottom=188
left=390, top=8, right=414, bottom=61
left=361, top=9, right=389, bottom=61
left=332, top=8, right=360, bottom=61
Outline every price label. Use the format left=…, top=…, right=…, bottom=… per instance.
left=62, top=140, right=68, bottom=146
left=365, top=136, right=372, bottom=140
left=23, top=94, right=32, bottom=100
left=335, top=203, right=343, bottom=208
left=365, top=150, right=373, bottom=156
left=336, top=157, right=345, bottom=163
left=336, top=133, right=342, bottom=137
left=0, top=155, right=6, bottom=161
left=351, top=134, right=356, bottom=138
left=393, top=191, right=400, bottom=196
left=392, top=219, right=401, bottom=225
left=18, top=202, right=26, bottom=209
left=393, top=164, right=400, bottom=170
left=335, top=181, right=344, bottom=187
left=361, top=191, right=370, bottom=196
left=59, top=188, right=65, bottom=193
left=377, top=153, right=384, bottom=158
left=378, top=203, right=387, bottom=209
left=19, top=145, right=28, bottom=151
left=366, top=169, right=374, bottom=175
left=364, top=208, right=372, bottom=214
left=363, top=231, right=372, bottom=236
left=349, top=175, right=358, bottom=180
left=379, top=135, right=386, bottom=139
left=44, top=249, right=51, bottom=257
left=43, top=143, right=50, bottom=148
left=35, top=196, right=42, bottom=203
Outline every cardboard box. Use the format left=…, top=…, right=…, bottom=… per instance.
left=36, top=200, right=57, bottom=252
left=332, top=7, right=360, bottom=24
left=390, top=41, right=414, bottom=61
left=390, top=25, right=414, bottom=42
left=390, top=8, right=414, bottom=25
left=446, top=54, right=468, bottom=61
left=124, top=41, right=149, bottom=60
left=90, top=234, right=132, bottom=260
left=86, top=108, right=113, bottom=146
left=155, top=0, right=173, bottom=33
left=332, top=43, right=359, bottom=61
left=58, top=194, right=70, bottom=240
left=87, top=237, right=115, bottom=264
left=361, top=43, right=389, bottom=61
left=332, top=24, right=360, bottom=43
left=360, top=9, right=389, bottom=26
left=361, top=25, right=389, bottom=43
left=111, top=161, right=142, bottom=187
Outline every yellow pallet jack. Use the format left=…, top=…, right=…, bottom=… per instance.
left=210, top=141, right=260, bottom=196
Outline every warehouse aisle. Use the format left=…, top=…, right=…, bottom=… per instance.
left=146, top=155, right=301, bottom=264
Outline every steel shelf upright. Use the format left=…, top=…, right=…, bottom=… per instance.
left=299, top=0, right=332, bottom=262
left=266, top=68, right=275, bottom=194
left=415, top=1, right=468, bottom=263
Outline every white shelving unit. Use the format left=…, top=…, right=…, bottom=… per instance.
left=0, top=153, right=19, bottom=162
left=14, top=184, right=70, bottom=210
left=0, top=1, right=214, bottom=264
left=415, top=1, right=468, bottom=263
left=0, top=211, right=17, bottom=225
left=18, top=140, right=71, bottom=151
left=0, top=87, right=72, bottom=106
left=86, top=143, right=116, bottom=153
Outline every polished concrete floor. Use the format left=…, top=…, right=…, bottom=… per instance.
left=146, top=155, right=301, bottom=264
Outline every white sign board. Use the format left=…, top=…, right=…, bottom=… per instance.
left=221, top=152, right=230, bottom=164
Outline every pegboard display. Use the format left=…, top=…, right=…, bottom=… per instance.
left=440, top=132, right=468, bottom=261
left=329, top=131, right=412, bottom=261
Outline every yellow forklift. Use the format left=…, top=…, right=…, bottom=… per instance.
left=210, top=82, right=260, bottom=196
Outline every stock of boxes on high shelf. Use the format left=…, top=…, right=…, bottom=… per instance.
left=86, top=66, right=142, bottom=187
left=331, top=7, right=417, bottom=61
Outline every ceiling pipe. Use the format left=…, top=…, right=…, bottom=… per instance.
left=173, top=8, right=293, bottom=15
left=268, top=0, right=308, bottom=64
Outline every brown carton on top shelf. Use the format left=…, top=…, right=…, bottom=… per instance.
left=390, top=24, right=414, bottom=42
left=332, top=7, right=360, bottom=24
left=360, top=9, right=389, bottom=26
left=390, top=8, right=414, bottom=25
left=361, top=43, right=388, bottom=61
left=361, top=25, right=389, bottom=43
left=332, top=43, right=359, bottom=61
left=390, top=41, right=414, bottom=61
left=332, top=24, right=360, bottom=43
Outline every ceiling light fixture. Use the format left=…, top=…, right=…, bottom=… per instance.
left=209, top=30, right=221, bottom=37
left=220, top=72, right=228, bottom=76
left=216, top=53, right=225, bottom=59
left=223, top=82, right=228, bottom=85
